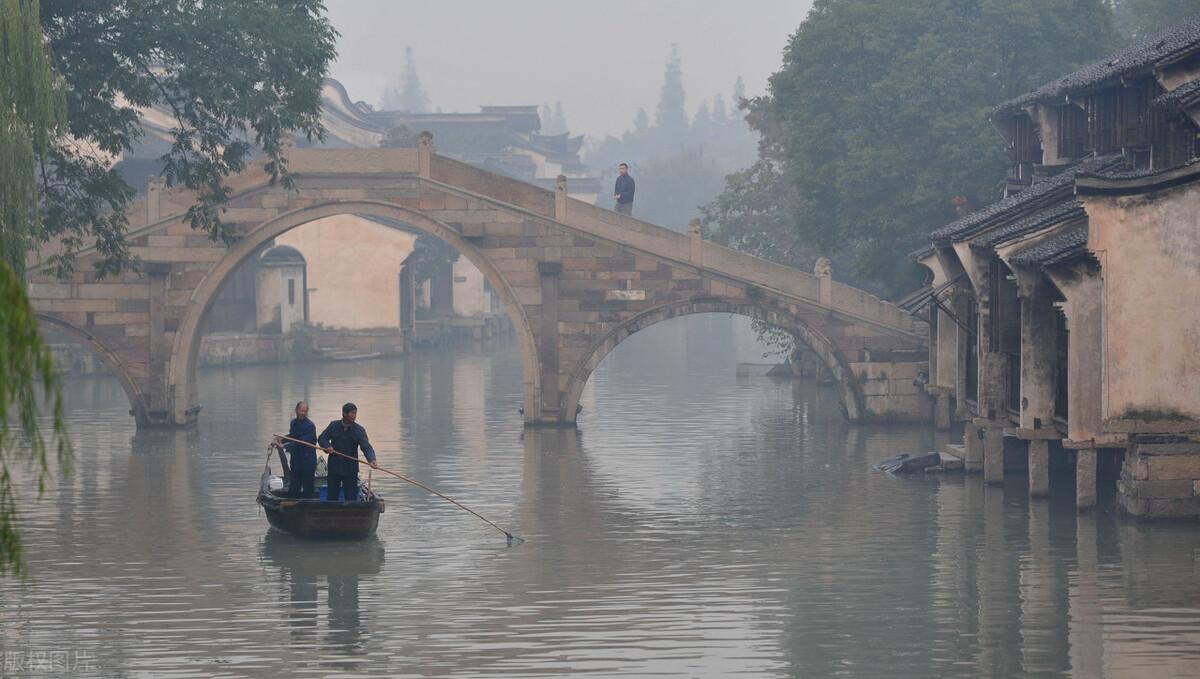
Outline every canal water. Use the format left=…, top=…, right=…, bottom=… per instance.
left=2, top=316, right=1200, bottom=678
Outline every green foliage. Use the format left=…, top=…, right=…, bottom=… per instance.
left=37, top=0, right=338, bottom=277
left=0, top=0, right=67, bottom=278
left=702, top=148, right=817, bottom=271
left=750, top=319, right=796, bottom=360
left=0, top=260, right=69, bottom=577
left=409, top=234, right=460, bottom=283
left=0, top=0, right=70, bottom=577
left=380, top=124, right=421, bottom=149
left=1113, top=0, right=1200, bottom=39
left=708, top=0, right=1120, bottom=298
left=630, top=147, right=729, bottom=231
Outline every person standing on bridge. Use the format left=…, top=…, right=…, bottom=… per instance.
left=614, top=163, right=635, bottom=216
left=318, top=403, right=378, bottom=502
left=275, top=400, right=318, bottom=498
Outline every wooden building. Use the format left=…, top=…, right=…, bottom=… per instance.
left=914, top=17, right=1200, bottom=517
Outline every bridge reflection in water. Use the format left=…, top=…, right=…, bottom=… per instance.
left=2, top=316, right=1199, bottom=677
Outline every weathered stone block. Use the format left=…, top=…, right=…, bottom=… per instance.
left=419, top=192, right=445, bottom=210
left=77, top=283, right=149, bottom=300
left=1144, top=453, right=1200, bottom=480
left=1128, top=478, right=1196, bottom=499
left=28, top=282, right=72, bottom=300
left=93, top=312, right=147, bottom=325
left=47, top=299, right=114, bottom=313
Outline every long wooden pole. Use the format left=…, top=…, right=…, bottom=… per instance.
left=276, top=434, right=523, bottom=545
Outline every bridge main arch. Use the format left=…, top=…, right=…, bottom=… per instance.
left=168, top=199, right=540, bottom=425
left=559, top=298, right=863, bottom=424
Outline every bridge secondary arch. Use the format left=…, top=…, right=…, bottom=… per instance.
left=168, top=199, right=541, bottom=425
left=559, top=298, right=863, bottom=425
left=37, top=314, right=148, bottom=422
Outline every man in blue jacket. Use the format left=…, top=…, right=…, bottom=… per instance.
left=613, top=162, right=635, bottom=215
left=276, top=401, right=318, bottom=498
left=318, top=402, right=378, bottom=502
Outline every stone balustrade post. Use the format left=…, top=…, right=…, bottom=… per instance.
left=147, top=175, right=164, bottom=223
left=815, top=257, right=833, bottom=307
left=556, top=174, right=568, bottom=221
left=419, top=131, right=433, bottom=178
left=688, top=219, right=703, bottom=265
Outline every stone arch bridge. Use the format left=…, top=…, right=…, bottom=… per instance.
left=28, top=140, right=927, bottom=427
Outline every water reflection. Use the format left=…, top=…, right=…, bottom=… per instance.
left=259, top=531, right=383, bottom=658
left=4, top=317, right=1200, bottom=677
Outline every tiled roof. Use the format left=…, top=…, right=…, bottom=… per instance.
left=969, top=200, right=1086, bottom=251
left=1153, top=76, right=1200, bottom=112
left=928, top=155, right=1117, bottom=243
left=909, top=244, right=936, bottom=262
left=1009, top=225, right=1089, bottom=267
left=991, top=15, right=1200, bottom=119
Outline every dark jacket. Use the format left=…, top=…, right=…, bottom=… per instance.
left=318, top=419, right=376, bottom=477
left=614, top=173, right=635, bottom=204
left=284, top=417, right=318, bottom=471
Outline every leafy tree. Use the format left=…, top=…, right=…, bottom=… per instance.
left=0, top=0, right=69, bottom=576
left=540, top=101, right=569, bottom=136
left=655, top=44, right=689, bottom=149
left=383, top=46, right=431, bottom=113
left=631, top=147, right=728, bottom=231
left=380, top=124, right=421, bottom=149
left=1113, top=0, right=1200, bottom=38
left=708, top=0, right=1120, bottom=297
left=586, top=59, right=757, bottom=233
left=37, top=0, right=337, bottom=277
left=0, top=0, right=336, bottom=574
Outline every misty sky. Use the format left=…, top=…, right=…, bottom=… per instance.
left=323, top=0, right=813, bottom=141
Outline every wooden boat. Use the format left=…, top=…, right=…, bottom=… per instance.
left=257, top=445, right=385, bottom=539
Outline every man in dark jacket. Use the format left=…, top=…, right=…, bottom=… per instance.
left=277, top=401, right=318, bottom=498
left=318, top=402, right=378, bottom=502
left=614, top=162, right=635, bottom=215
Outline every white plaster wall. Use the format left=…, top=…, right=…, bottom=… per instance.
left=452, top=258, right=486, bottom=317
left=256, top=263, right=306, bottom=332
left=275, top=215, right=417, bottom=330
left=1084, top=188, right=1200, bottom=420
left=279, top=266, right=305, bottom=331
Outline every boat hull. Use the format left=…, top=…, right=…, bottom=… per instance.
left=257, top=489, right=385, bottom=539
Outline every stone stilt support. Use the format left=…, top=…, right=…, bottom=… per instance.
left=555, top=175, right=568, bottom=222
left=983, top=425, right=1005, bottom=484
left=932, top=389, right=952, bottom=430
left=964, top=420, right=983, bottom=473
left=1077, top=447, right=1097, bottom=509
left=1028, top=439, right=1050, bottom=497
